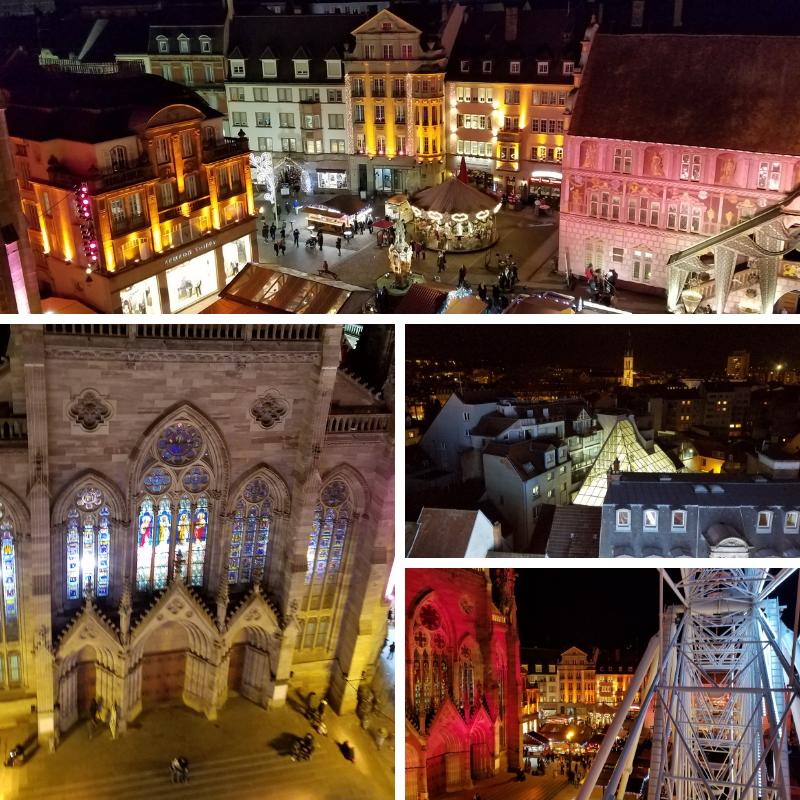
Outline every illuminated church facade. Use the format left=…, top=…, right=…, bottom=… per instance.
left=0, top=323, right=394, bottom=745
left=405, top=568, right=522, bottom=799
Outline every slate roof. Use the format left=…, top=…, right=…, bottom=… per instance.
left=545, top=506, right=602, bottom=558
left=605, top=474, right=800, bottom=508
left=483, top=439, right=558, bottom=481
left=571, top=34, right=800, bottom=156
left=446, top=6, right=580, bottom=83
left=455, top=390, right=512, bottom=405
left=226, top=14, right=365, bottom=83
left=1, top=66, right=222, bottom=144
left=469, top=414, right=515, bottom=438
left=408, top=508, right=484, bottom=558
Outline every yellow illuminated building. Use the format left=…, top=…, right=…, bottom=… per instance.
left=8, top=66, right=256, bottom=314
left=345, top=9, right=453, bottom=195
left=595, top=653, right=642, bottom=707
left=558, top=646, right=595, bottom=706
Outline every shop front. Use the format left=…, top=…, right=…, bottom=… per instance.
left=317, top=169, right=348, bottom=192
left=222, top=234, right=252, bottom=282
left=120, top=275, right=161, bottom=315
left=166, top=249, right=219, bottom=313
left=530, top=167, right=563, bottom=205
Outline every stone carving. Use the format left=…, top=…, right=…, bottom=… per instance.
left=250, top=390, right=290, bottom=430
left=46, top=348, right=320, bottom=365
left=650, top=152, right=664, bottom=176
left=76, top=487, right=103, bottom=511
left=67, top=389, right=113, bottom=433
left=244, top=479, right=268, bottom=501
left=719, top=158, right=735, bottom=184
left=167, top=598, right=185, bottom=615
left=581, top=142, right=595, bottom=169
left=460, top=595, right=474, bottom=614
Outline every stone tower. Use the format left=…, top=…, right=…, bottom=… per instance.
left=622, top=333, right=634, bottom=387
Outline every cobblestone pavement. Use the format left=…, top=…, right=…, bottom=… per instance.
left=5, top=689, right=394, bottom=800
left=442, top=770, right=591, bottom=800
left=252, top=195, right=668, bottom=313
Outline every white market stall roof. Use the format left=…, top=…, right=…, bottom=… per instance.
left=411, top=178, right=498, bottom=215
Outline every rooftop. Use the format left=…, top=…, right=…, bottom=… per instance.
left=407, top=508, right=485, bottom=558
left=545, top=506, right=602, bottom=558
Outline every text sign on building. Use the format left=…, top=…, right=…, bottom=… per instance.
left=164, top=239, right=218, bottom=268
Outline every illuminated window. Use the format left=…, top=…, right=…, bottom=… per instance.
left=757, top=511, right=772, bottom=531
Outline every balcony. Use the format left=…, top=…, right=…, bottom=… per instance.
left=374, top=118, right=386, bottom=126
left=371, top=89, right=386, bottom=98
left=325, top=413, right=392, bottom=434
left=497, top=130, right=521, bottom=142
left=201, top=136, right=249, bottom=164
left=351, top=88, right=366, bottom=98
left=110, top=213, right=149, bottom=238
left=218, top=181, right=245, bottom=201
left=158, top=195, right=211, bottom=224
left=98, top=163, right=155, bottom=192
left=392, top=89, right=406, bottom=98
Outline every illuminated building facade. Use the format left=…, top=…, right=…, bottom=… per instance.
left=345, top=9, right=460, bottom=196
left=561, top=33, right=800, bottom=304
left=557, top=646, right=595, bottom=707
left=406, top=568, right=522, bottom=797
left=594, top=651, right=640, bottom=707
left=5, top=65, right=256, bottom=314
left=446, top=6, right=577, bottom=197
left=0, top=323, right=394, bottom=744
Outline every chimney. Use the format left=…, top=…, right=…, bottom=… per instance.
left=505, top=6, right=518, bottom=42
left=607, top=457, right=622, bottom=485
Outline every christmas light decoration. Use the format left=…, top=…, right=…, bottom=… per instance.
left=74, top=183, right=99, bottom=268
left=249, top=152, right=275, bottom=205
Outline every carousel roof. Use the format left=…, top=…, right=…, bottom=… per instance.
left=411, top=178, right=498, bottom=215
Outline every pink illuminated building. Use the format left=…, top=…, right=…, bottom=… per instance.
left=406, top=568, right=522, bottom=797
left=560, top=33, right=800, bottom=313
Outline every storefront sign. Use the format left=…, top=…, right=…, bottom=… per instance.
left=164, top=239, right=218, bottom=267
left=531, top=169, right=562, bottom=181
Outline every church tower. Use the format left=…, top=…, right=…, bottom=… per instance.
left=622, top=334, right=634, bottom=387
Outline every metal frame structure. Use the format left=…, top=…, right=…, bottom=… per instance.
left=577, top=569, right=800, bottom=800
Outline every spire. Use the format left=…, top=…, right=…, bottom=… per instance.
left=625, top=329, right=633, bottom=358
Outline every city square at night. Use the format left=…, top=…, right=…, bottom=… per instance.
left=406, top=567, right=800, bottom=800
left=406, top=324, right=800, bottom=558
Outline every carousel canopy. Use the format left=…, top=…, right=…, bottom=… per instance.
left=411, top=177, right=498, bottom=215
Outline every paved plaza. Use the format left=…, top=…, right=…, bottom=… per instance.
left=243, top=193, right=668, bottom=314
left=443, top=770, right=599, bottom=800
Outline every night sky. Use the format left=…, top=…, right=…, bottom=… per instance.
left=513, top=568, right=799, bottom=653
left=407, top=325, right=800, bottom=373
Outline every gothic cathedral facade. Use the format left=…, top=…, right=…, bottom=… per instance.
left=0, top=323, right=394, bottom=744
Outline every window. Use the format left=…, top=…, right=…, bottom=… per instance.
left=155, top=137, right=171, bottom=165
left=277, top=88, right=292, bottom=102
left=650, top=201, right=660, bottom=227
left=182, top=64, right=194, bottom=86
left=179, top=132, right=193, bottom=158
left=203, top=64, right=214, bottom=83
left=616, top=509, right=631, bottom=529
left=294, top=60, right=310, bottom=78
left=0, top=516, right=19, bottom=644
left=328, top=114, right=344, bottom=129
left=376, top=136, right=386, bottom=153
left=65, top=487, right=111, bottom=600
left=354, top=105, right=365, bottom=123
left=330, top=139, right=345, bottom=153
left=42, top=191, right=51, bottom=216
left=252, top=88, right=268, bottom=102
left=364, top=44, right=374, bottom=59
left=262, top=60, right=277, bottom=78
left=200, top=37, right=211, bottom=54
left=326, top=60, right=342, bottom=79
left=352, top=78, right=365, bottom=97
left=257, top=137, right=272, bottom=151
left=563, top=61, right=574, bottom=74
left=612, top=247, right=624, bottom=263
left=230, top=87, right=245, bottom=101
left=375, top=105, right=385, bottom=123
left=158, top=37, right=168, bottom=53
left=504, top=89, right=520, bottom=104
left=160, top=181, right=176, bottom=208
left=179, top=36, right=189, bottom=54
left=279, top=113, right=295, bottom=128
left=560, top=466, right=567, bottom=475
left=185, top=173, right=198, bottom=199
left=7, top=654, right=20, bottom=686
left=613, top=147, right=632, bottom=174
left=109, top=145, right=127, bottom=172
left=228, top=480, right=273, bottom=585
left=328, top=89, right=343, bottom=102
left=585, top=238, right=604, bottom=270
left=162, top=64, right=173, bottom=82
left=672, top=510, right=687, bottom=531
left=482, top=60, right=492, bottom=73
left=395, top=105, right=406, bottom=123
left=632, top=249, right=652, bottom=282
left=537, top=61, right=549, bottom=74
left=230, top=61, right=245, bottom=77
left=383, top=45, right=393, bottom=60
left=785, top=512, right=799, bottom=533
left=547, top=489, right=554, bottom=499
left=461, top=60, right=469, bottom=72
left=644, top=510, right=658, bottom=529
left=281, top=138, right=297, bottom=152
left=231, top=111, right=247, bottom=127
left=757, top=511, right=772, bottom=531
left=769, top=162, right=781, bottom=191
left=510, top=61, right=520, bottom=74
left=555, top=147, right=563, bottom=162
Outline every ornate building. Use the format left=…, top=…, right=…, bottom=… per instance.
left=405, top=568, right=522, bottom=799
left=0, top=323, right=394, bottom=746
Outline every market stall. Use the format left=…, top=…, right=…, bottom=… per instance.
left=408, top=177, right=500, bottom=252
left=301, top=194, right=372, bottom=235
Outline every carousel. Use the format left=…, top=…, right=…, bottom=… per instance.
left=409, top=176, right=500, bottom=252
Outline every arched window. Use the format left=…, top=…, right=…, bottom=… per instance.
left=228, top=478, right=271, bottom=585
left=460, top=645, right=475, bottom=709
left=66, top=486, right=111, bottom=600
left=411, top=603, right=448, bottom=717
left=134, top=423, right=217, bottom=592
left=110, top=146, right=127, bottom=172
left=305, top=479, right=350, bottom=609
left=1, top=518, right=18, bottom=643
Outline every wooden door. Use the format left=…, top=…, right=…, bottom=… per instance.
left=76, top=662, right=96, bottom=719
left=140, top=650, right=186, bottom=705
left=227, top=643, right=247, bottom=690
left=426, top=753, right=446, bottom=797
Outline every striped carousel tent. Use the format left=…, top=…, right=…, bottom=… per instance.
left=411, top=177, right=498, bottom=215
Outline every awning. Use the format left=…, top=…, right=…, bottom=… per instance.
left=315, top=168, right=347, bottom=174
left=302, top=207, right=345, bottom=219
left=372, top=220, right=393, bottom=229
left=524, top=731, right=550, bottom=746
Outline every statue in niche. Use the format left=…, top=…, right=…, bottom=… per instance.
left=581, top=143, right=595, bottom=169
left=571, top=187, right=582, bottom=206
left=719, top=159, right=735, bottom=184
left=650, top=152, right=664, bottom=176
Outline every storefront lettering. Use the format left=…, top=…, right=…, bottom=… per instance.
left=164, top=239, right=218, bottom=267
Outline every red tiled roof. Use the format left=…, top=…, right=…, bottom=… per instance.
left=395, top=283, right=448, bottom=314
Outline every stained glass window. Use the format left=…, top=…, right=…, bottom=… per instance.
left=157, top=423, right=202, bottom=466
left=143, top=468, right=171, bottom=495
left=228, top=487, right=272, bottom=585
left=82, top=515, right=95, bottom=596
left=190, top=495, right=208, bottom=586
left=153, top=499, right=171, bottom=589
left=305, top=480, right=351, bottom=610
left=182, top=467, right=210, bottom=493
left=66, top=490, right=110, bottom=601
left=67, top=510, right=80, bottom=599
left=1, top=522, right=17, bottom=642
left=136, top=498, right=155, bottom=591
left=174, top=496, right=191, bottom=581
left=97, top=508, right=110, bottom=597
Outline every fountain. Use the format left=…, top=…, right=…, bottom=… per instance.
left=376, top=219, right=424, bottom=297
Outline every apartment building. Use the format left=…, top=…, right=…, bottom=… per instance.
left=558, top=646, right=595, bottom=710
left=226, top=14, right=361, bottom=194
left=6, top=64, right=255, bottom=313
left=445, top=6, right=577, bottom=198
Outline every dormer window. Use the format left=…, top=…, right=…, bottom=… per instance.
left=157, top=36, right=168, bottom=54
left=757, top=511, right=773, bottom=532
left=510, top=61, right=520, bottom=74
left=262, top=59, right=277, bottom=78
left=230, top=60, right=245, bottom=77
left=786, top=511, right=799, bottom=533
left=200, top=36, right=212, bottom=54
left=461, top=60, right=469, bottom=72
left=326, top=60, right=342, bottom=79
left=178, top=35, right=190, bottom=54
left=616, top=509, right=631, bottom=530
left=294, top=60, right=309, bottom=79
left=671, top=510, right=687, bottom=531
left=563, top=61, right=574, bottom=75
left=537, top=61, right=549, bottom=74
left=643, top=509, right=658, bottom=529
left=482, top=60, right=492, bottom=73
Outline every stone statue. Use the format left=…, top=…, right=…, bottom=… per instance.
left=581, top=143, right=595, bottom=169
left=650, top=152, right=664, bottom=176
left=719, top=159, right=735, bottom=184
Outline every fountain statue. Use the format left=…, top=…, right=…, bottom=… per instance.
left=388, top=220, right=413, bottom=289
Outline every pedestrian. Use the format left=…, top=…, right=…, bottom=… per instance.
left=388, top=642, right=395, bottom=659
left=274, top=241, right=280, bottom=257
left=375, top=727, right=387, bottom=751
left=413, top=241, right=420, bottom=260
left=261, top=223, right=268, bottom=243
left=367, top=217, right=373, bottom=234
left=512, top=264, right=518, bottom=284
left=607, top=267, right=618, bottom=294
left=322, top=260, right=330, bottom=273
left=293, top=228, right=300, bottom=247
left=270, top=223, right=276, bottom=241
left=534, top=197, right=541, bottom=215
left=276, top=205, right=281, bottom=220
left=293, top=199, right=299, bottom=215
left=280, top=240, right=286, bottom=256
left=109, top=703, right=117, bottom=741
left=458, top=265, right=467, bottom=287
left=335, top=237, right=342, bottom=256
left=584, top=261, right=593, bottom=282
left=421, top=240, right=426, bottom=260
left=285, top=201, right=290, bottom=215
left=492, top=284, right=500, bottom=304
left=317, top=231, right=324, bottom=249
left=478, top=283, right=486, bottom=302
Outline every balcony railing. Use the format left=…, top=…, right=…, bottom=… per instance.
left=99, top=163, right=155, bottom=191
left=391, top=89, right=405, bottom=98
left=372, top=89, right=386, bottom=97
left=158, top=196, right=211, bottom=224
left=110, top=213, right=149, bottom=237
left=201, top=136, right=249, bottom=163
left=326, top=413, right=392, bottom=434
left=218, top=181, right=245, bottom=201
left=498, top=130, right=521, bottom=141
left=352, top=88, right=366, bottom=98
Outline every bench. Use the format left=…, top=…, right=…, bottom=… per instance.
left=317, top=270, right=340, bottom=281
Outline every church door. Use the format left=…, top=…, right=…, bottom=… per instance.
left=76, top=661, right=96, bottom=719
left=471, top=742, right=492, bottom=780
left=141, top=650, right=187, bottom=705
left=228, top=643, right=247, bottom=690
left=426, top=753, right=447, bottom=796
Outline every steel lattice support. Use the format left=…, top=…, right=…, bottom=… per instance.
left=577, top=569, right=799, bottom=800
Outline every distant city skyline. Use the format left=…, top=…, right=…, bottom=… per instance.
left=407, top=325, right=800, bottom=374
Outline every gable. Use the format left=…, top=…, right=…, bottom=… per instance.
left=351, top=10, right=421, bottom=37
left=331, top=368, right=384, bottom=408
